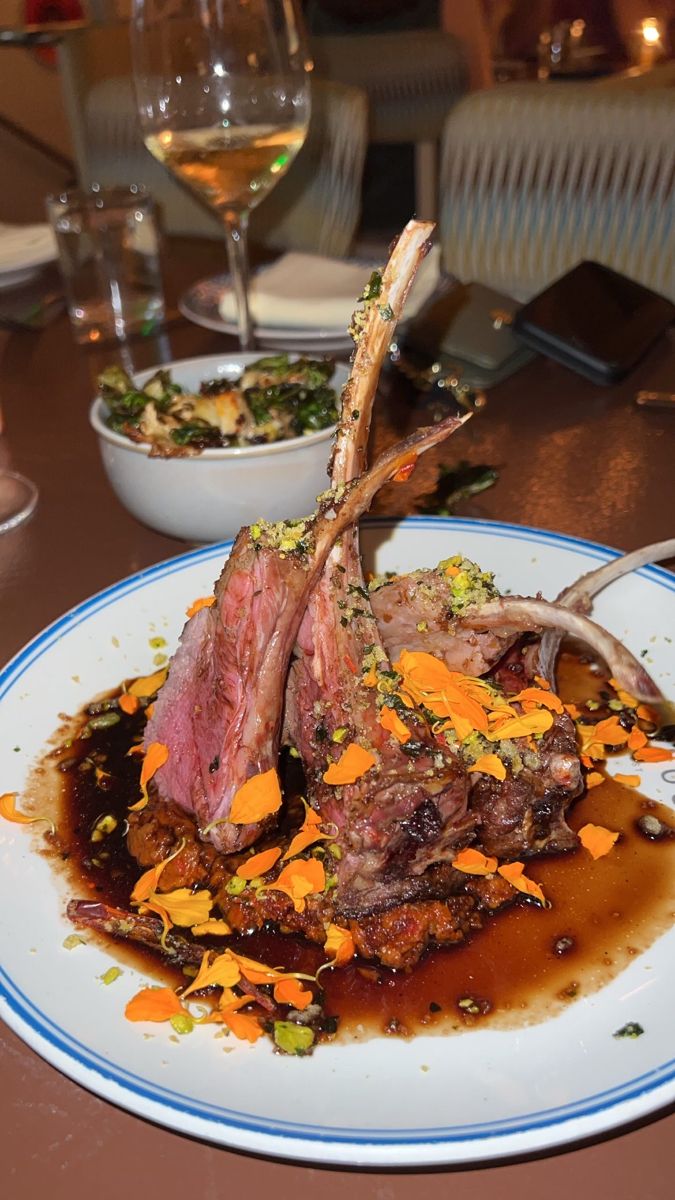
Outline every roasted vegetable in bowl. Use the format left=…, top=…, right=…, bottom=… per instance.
left=98, top=354, right=339, bottom=457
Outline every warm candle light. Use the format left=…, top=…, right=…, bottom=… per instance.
left=638, top=17, right=663, bottom=68
left=641, top=18, right=662, bottom=46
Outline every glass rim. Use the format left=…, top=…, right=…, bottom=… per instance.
left=45, top=183, right=154, bottom=211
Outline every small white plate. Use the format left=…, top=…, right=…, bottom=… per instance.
left=0, top=224, right=58, bottom=290
left=1, top=518, right=674, bottom=1166
left=179, top=272, right=356, bottom=352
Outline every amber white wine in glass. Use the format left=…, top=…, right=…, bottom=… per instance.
left=132, top=0, right=311, bottom=349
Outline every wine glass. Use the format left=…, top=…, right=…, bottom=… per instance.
left=131, top=0, right=311, bottom=349
left=0, top=405, right=38, bottom=534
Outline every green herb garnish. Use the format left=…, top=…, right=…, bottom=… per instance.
left=419, top=461, right=499, bottom=516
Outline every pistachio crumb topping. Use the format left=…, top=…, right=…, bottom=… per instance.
left=437, top=555, right=499, bottom=614
left=249, top=517, right=312, bottom=554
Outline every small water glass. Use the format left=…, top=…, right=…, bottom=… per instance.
left=46, top=185, right=165, bottom=345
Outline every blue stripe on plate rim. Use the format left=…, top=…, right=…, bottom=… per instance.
left=1, top=516, right=674, bottom=1147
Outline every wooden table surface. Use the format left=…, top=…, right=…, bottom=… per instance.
left=1, top=240, right=674, bottom=1198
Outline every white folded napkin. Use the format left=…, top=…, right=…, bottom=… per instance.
left=218, top=247, right=440, bottom=332
left=0, top=223, right=58, bottom=272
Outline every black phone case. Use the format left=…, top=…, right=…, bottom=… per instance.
left=512, top=262, right=675, bottom=385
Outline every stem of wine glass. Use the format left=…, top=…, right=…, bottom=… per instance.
left=224, top=211, right=254, bottom=351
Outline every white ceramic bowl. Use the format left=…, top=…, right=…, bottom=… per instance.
left=90, top=352, right=348, bottom=542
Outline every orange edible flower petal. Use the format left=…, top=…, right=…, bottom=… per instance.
left=363, top=666, right=378, bottom=688
left=585, top=771, right=605, bottom=789
left=125, top=986, right=184, bottom=1022
left=186, top=595, right=215, bottom=618
left=191, top=919, right=232, bottom=936
left=608, top=678, right=638, bottom=709
left=119, top=693, right=140, bottom=715
left=636, top=704, right=658, bottom=724
left=323, top=743, right=377, bottom=786
left=128, top=668, right=168, bottom=698
left=236, top=846, right=282, bottom=880
left=217, top=988, right=248, bottom=1012
left=379, top=705, right=411, bottom=745
left=283, top=825, right=330, bottom=860
left=592, top=716, right=627, bottom=746
left=220, top=1009, right=264, bottom=1043
left=281, top=800, right=326, bottom=860
left=467, top=754, right=506, bottom=782
left=486, top=710, right=553, bottom=741
left=273, top=977, right=313, bottom=1010
left=627, top=726, right=648, bottom=751
left=394, top=650, right=490, bottom=733
left=129, top=741, right=169, bottom=812
left=512, top=687, right=564, bottom=713
left=534, top=675, right=552, bottom=691
left=229, top=768, right=282, bottom=824
left=576, top=719, right=628, bottom=760
left=497, top=862, right=547, bottom=905
left=131, top=853, right=175, bottom=903
left=324, top=922, right=356, bottom=967
left=452, top=848, right=498, bottom=876
left=391, top=453, right=417, bottom=483
left=578, top=823, right=619, bottom=859
left=182, top=949, right=242, bottom=998
left=228, top=951, right=288, bottom=985
left=145, top=887, right=212, bottom=929
left=564, top=703, right=581, bottom=719
left=612, top=774, right=640, bottom=788
left=633, top=746, right=674, bottom=763
left=0, top=792, right=53, bottom=830
left=267, top=858, right=326, bottom=913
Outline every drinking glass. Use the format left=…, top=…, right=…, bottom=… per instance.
left=46, top=186, right=165, bottom=345
left=131, top=0, right=311, bottom=349
left=0, top=405, right=38, bottom=534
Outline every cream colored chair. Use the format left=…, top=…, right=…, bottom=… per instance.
left=438, top=83, right=675, bottom=302
left=58, top=25, right=368, bottom=256
left=311, top=29, right=469, bottom=219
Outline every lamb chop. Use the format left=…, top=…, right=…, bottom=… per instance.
left=369, top=564, right=665, bottom=861
left=371, top=549, right=669, bottom=701
left=370, top=558, right=514, bottom=677
left=143, top=403, right=469, bottom=855
left=284, top=223, right=486, bottom=916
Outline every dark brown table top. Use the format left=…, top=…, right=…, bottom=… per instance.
left=1, top=239, right=673, bottom=1197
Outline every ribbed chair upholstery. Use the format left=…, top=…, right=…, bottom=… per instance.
left=58, top=27, right=368, bottom=256
left=439, top=83, right=675, bottom=302
left=311, top=30, right=469, bottom=218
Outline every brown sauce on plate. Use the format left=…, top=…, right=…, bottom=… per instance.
left=35, top=654, right=675, bottom=1045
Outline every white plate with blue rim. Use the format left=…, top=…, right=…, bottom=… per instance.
left=1, top=517, right=674, bottom=1166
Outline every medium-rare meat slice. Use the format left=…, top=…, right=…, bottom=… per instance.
left=370, top=556, right=514, bottom=677
left=144, top=412, right=468, bottom=854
